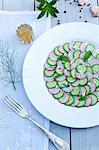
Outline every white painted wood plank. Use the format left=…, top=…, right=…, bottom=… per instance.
left=2, top=0, right=33, bottom=11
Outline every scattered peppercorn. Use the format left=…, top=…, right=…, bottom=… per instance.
left=85, top=20, right=88, bottom=23
left=64, top=11, right=66, bottom=13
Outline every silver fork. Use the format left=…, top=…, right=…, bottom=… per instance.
left=4, top=95, right=70, bottom=150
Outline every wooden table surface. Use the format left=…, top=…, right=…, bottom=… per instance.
left=0, top=0, right=99, bottom=150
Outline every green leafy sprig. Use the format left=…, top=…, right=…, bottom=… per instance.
left=36, top=0, right=59, bottom=19
left=83, top=51, right=92, bottom=62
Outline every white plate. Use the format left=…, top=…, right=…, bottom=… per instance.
left=23, top=22, right=99, bottom=128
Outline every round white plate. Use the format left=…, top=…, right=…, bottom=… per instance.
left=23, top=22, right=99, bottom=128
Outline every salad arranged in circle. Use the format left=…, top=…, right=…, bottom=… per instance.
left=43, top=41, right=99, bottom=108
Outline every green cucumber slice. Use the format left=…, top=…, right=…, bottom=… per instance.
left=77, top=64, right=86, bottom=74
left=84, top=85, right=90, bottom=95
left=75, top=58, right=83, bottom=65
left=64, top=62, right=71, bottom=71
left=54, top=47, right=63, bottom=56
left=92, top=64, right=99, bottom=74
left=87, top=66, right=93, bottom=73
left=63, top=43, right=70, bottom=52
left=56, top=68, right=63, bottom=75
left=58, top=80, right=68, bottom=88
left=46, top=81, right=57, bottom=89
left=96, top=54, right=99, bottom=58
left=76, top=100, right=86, bottom=108
left=85, top=44, right=95, bottom=52
left=92, top=78, right=99, bottom=87
left=79, top=78, right=88, bottom=86
left=65, top=95, right=74, bottom=106
left=67, top=76, right=76, bottom=83
left=73, top=41, right=82, bottom=50
left=89, top=94, right=97, bottom=106
left=47, top=58, right=56, bottom=66
left=44, top=69, right=54, bottom=77
left=73, top=50, right=81, bottom=59
left=53, top=91, right=64, bottom=99
left=71, top=86, right=80, bottom=96
left=71, top=69, right=76, bottom=78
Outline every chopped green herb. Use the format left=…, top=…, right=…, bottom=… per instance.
left=54, top=74, right=63, bottom=79
left=59, top=55, right=69, bottom=63
left=79, top=96, right=87, bottom=101
left=84, top=51, right=92, bottom=62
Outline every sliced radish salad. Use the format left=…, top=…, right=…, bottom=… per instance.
left=43, top=41, right=99, bottom=108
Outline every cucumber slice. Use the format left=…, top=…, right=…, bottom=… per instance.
left=71, top=69, right=76, bottom=78
left=46, top=81, right=57, bottom=89
left=92, top=64, right=99, bottom=74
left=79, top=78, right=88, bottom=86
left=84, top=85, right=90, bottom=95
left=71, top=86, right=80, bottom=96
left=44, top=69, right=55, bottom=77
left=56, top=68, right=63, bottom=75
left=88, top=81, right=96, bottom=93
left=54, top=47, right=63, bottom=56
left=44, top=63, right=55, bottom=71
left=63, top=85, right=73, bottom=92
left=47, top=58, right=56, bottom=66
left=64, top=62, right=71, bottom=71
left=63, top=43, right=70, bottom=52
left=59, top=94, right=69, bottom=104
left=85, top=44, right=95, bottom=52
left=77, top=64, right=86, bottom=74
left=53, top=91, right=64, bottom=99
left=73, top=50, right=81, bottom=59
left=75, top=58, right=83, bottom=65
left=73, top=41, right=82, bottom=50
left=96, top=54, right=99, bottom=58
left=84, top=97, right=92, bottom=107
left=58, top=80, right=68, bottom=88
left=65, top=95, right=74, bottom=106
left=89, top=94, right=97, bottom=106
left=87, top=66, right=93, bottom=73
left=67, top=76, right=76, bottom=83
left=76, top=100, right=86, bottom=108
left=55, top=75, right=66, bottom=82
left=72, top=80, right=80, bottom=86
left=49, top=52, right=58, bottom=61
left=92, top=78, right=99, bottom=88
left=94, top=91, right=99, bottom=100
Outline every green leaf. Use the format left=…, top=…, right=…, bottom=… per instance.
left=50, top=0, right=58, bottom=5
left=54, top=74, right=63, bottom=79
left=52, top=7, right=59, bottom=13
left=37, top=10, right=46, bottom=19
left=36, top=0, right=42, bottom=2
left=59, top=55, right=69, bottom=62
left=79, top=96, right=87, bottom=101
left=39, top=0, right=46, bottom=8
left=84, top=51, right=92, bottom=62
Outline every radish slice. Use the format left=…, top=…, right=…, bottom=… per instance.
left=57, top=60, right=64, bottom=69
left=93, top=72, right=99, bottom=78
left=48, top=88, right=60, bottom=94
left=71, top=97, right=79, bottom=107
left=80, top=87, right=87, bottom=96
left=79, top=52, right=85, bottom=58
left=84, top=62, right=91, bottom=67
left=44, top=63, right=55, bottom=71
left=49, top=52, right=58, bottom=61
left=84, top=97, right=92, bottom=107
left=69, top=42, right=75, bottom=51
left=59, top=94, right=69, bottom=104
left=87, top=72, right=93, bottom=81
left=58, top=46, right=65, bottom=54
left=64, top=69, right=70, bottom=76
left=89, top=58, right=99, bottom=65
left=88, top=81, right=96, bottom=93
left=44, top=76, right=54, bottom=82
left=68, top=50, right=74, bottom=60
left=94, top=91, right=99, bottom=101
left=56, top=75, right=66, bottom=81
left=63, top=85, right=73, bottom=92
left=72, top=80, right=80, bottom=86
left=93, top=49, right=99, bottom=57
left=80, top=42, right=89, bottom=52
left=71, top=62, right=77, bottom=69
left=70, top=58, right=75, bottom=65
left=76, top=72, right=86, bottom=79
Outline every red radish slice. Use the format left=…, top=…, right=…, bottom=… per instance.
left=68, top=50, right=74, bottom=60
left=84, top=97, right=92, bottom=107
left=63, top=85, right=73, bottom=93
left=76, top=72, right=86, bottom=79
left=64, top=69, right=70, bottom=76
left=57, top=61, right=64, bottom=69
left=72, top=80, right=80, bottom=86
left=56, top=75, right=66, bottom=81
left=70, top=58, right=75, bottom=65
left=79, top=52, right=85, bottom=58
left=87, top=72, right=93, bottom=81
left=94, top=91, right=99, bottom=102
left=48, top=88, right=60, bottom=94
left=93, top=49, right=99, bottom=57
left=71, top=62, right=77, bottom=69
left=89, top=58, right=99, bottom=65
left=80, top=42, right=89, bottom=52
left=69, top=42, right=75, bottom=51
left=58, top=46, right=65, bottom=54
left=88, top=81, right=96, bottom=93
left=44, top=76, right=54, bottom=82
left=93, top=72, right=99, bottom=78
left=71, top=97, right=79, bottom=107
left=44, top=63, right=55, bottom=71
left=84, top=62, right=91, bottom=67
left=80, top=87, right=87, bottom=96
left=59, top=94, right=69, bottom=104
left=49, top=52, right=58, bottom=61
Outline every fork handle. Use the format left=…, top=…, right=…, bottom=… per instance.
left=27, top=115, right=70, bottom=150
